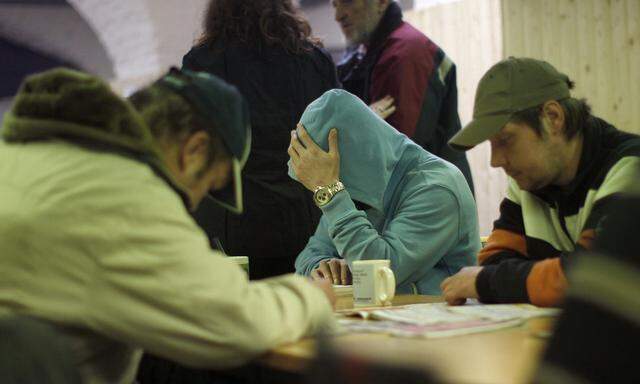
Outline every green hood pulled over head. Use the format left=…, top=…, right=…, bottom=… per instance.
left=288, top=89, right=417, bottom=212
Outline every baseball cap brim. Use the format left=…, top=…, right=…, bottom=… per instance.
left=448, top=113, right=512, bottom=151
left=207, top=158, right=243, bottom=214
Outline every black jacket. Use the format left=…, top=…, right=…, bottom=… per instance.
left=182, top=42, right=339, bottom=279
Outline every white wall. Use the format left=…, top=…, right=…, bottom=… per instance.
left=145, top=0, right=209, bottom=72
left=67, top=0, right=208, bottom=94
left=0, top=4, right=114, bottom=79
left=301, top=3, right=346, bottom=52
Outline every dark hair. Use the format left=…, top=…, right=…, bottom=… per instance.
left=508, top=79, right=592, bottom=140
left=128, top=83, right=230, bottom=168
left=197, top=0, right=322, bottom=55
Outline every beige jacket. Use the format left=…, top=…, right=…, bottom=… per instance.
left=0, top=140, right=334, bottom=384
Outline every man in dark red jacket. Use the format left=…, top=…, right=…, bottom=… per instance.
left=333, top=0, right=474, bottom=193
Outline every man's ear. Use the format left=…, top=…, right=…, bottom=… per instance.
left=179, top=130, right=210, bottom=172
left=542, top=100, right=565, bottom=137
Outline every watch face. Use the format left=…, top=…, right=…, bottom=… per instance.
left=314, top=188, right=332, bottom=206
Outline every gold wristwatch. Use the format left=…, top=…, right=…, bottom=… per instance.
left=313, top=181, right=345, bottom=207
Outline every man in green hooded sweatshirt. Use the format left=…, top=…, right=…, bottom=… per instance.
left=0, top=68, right=335, bottom=384
left=290, top=90, right=479, bottom=294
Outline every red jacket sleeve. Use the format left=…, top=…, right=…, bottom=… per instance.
left=369, top=38, right=436, bottom=137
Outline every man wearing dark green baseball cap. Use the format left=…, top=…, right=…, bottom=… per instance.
left=441, top=57, right=640, bottom=307
left=0, top=68, right=336, bottom=383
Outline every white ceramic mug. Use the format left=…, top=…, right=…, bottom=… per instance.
left=352, top=260, right=396, bottom=307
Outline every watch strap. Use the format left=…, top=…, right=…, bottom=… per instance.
left=313, top=181, right=344, bottom=207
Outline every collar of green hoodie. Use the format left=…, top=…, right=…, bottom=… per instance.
left=1, top=68, right=189, bottom=207
left=288, top=89, right=415, bottom=212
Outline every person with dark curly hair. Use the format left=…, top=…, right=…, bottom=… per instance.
left=182, top=0, right=341, bottom=280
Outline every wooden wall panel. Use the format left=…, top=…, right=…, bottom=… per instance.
left=502, top=0, right=640, bottom=134
left=628, top=0, right=640, bottom=132
left=405, top=0, right=506, bottom=235
left=407, top=0, right=639, bottom=235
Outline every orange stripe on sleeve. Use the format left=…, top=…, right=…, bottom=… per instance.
left=577, top=229, right=596, bottom=250
left=526, top=258, right=568, bottom=307
left=478, top=229, right=528, bottom=264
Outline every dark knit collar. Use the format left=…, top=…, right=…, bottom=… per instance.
left=532, top=117, right=609, bottom=202
left=366, top=2, right=403, bottom=51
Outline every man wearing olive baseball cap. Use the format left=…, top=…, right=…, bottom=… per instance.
left=441, top=57, right=640, bottom=307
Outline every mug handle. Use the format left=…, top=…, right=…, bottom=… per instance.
left=378, top=267, right=396, bottom=304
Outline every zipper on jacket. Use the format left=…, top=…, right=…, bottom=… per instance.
left=555, top=201, right=574, bottom=244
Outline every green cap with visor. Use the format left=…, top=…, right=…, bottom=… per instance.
left=449, top=57, right=571, bottom=150
left=159, top=68, right=251, bottom=214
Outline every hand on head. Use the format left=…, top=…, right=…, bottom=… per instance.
left=288, top=123, right=341, bottom=191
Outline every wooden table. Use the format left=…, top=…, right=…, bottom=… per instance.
left=259, top=295, right=552, bottom=384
